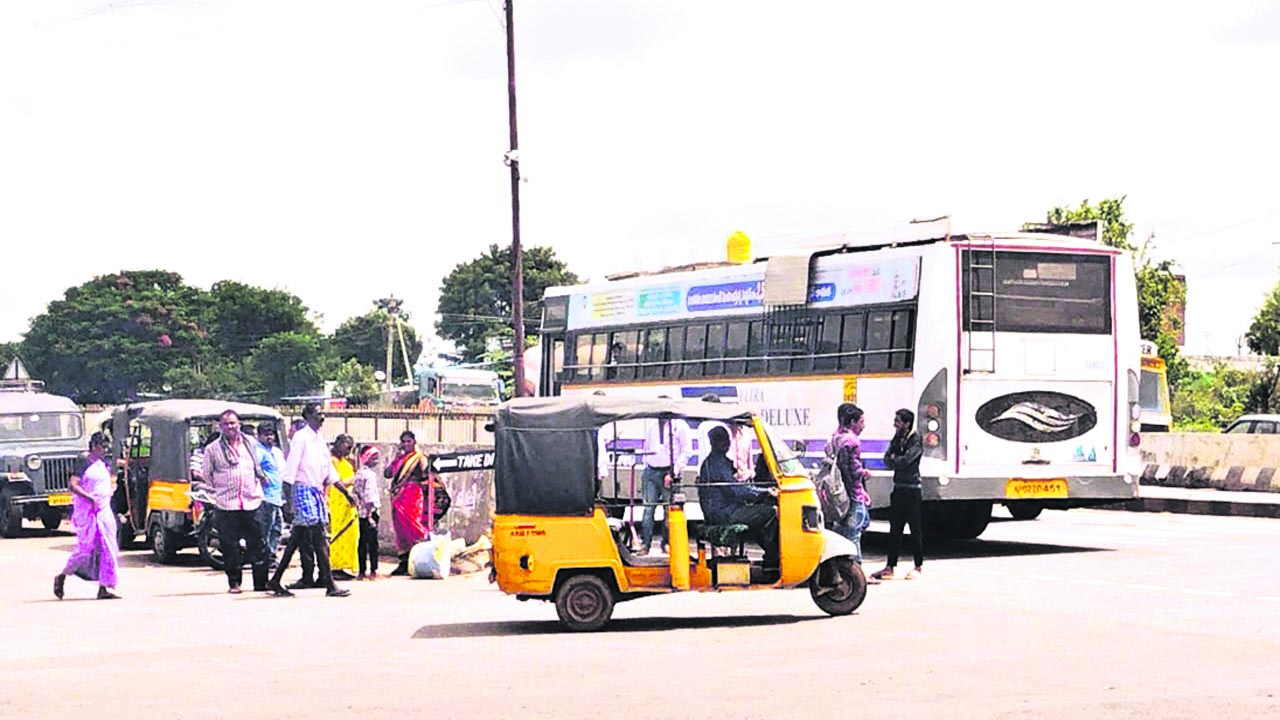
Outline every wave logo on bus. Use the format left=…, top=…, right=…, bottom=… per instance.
left=975, top=392, right=1097, bottom=443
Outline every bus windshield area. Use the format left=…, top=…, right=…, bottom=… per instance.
left=965, top=251, right=1112, bottom=334
left=1140, top=368, right=1170, bottom=413
left=0, top=412, right=85, bottom=442
left=442, top=382, right=499, bottom=403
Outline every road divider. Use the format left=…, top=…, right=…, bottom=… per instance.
left=1139, top=433, right=1280, bottom=492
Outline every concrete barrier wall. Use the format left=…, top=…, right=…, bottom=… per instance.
left=352, top=441, right=494, bottom=555
left=1139, top=433, right=1280, bottom=492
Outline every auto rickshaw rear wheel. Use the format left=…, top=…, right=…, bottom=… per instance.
left=555, top=574, right=615, bottom=632
left=809, top=557, right=867, bottom=616
left=149, top=522, right=178, bottom=564
left=198, top=517, right=225, bottom=571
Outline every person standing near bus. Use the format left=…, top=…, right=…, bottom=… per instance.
left=829, top=403, right=875, bottom=578
left=872, top=408, right=925, bottom=581
left=638, top=411, right=692, bottom=556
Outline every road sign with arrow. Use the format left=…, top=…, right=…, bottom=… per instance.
left=429, top=450, right=495, bottom=474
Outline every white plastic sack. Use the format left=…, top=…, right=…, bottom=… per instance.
left=409, top=532, right=453, bottom=580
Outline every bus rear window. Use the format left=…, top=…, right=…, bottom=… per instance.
left=964, top=251, right=1111, bottom=334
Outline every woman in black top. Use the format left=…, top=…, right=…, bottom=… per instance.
left=872, top=408, right=925, bottom=580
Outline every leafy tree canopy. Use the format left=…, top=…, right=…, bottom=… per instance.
left=330, top=358, right=382, bottom=405
left=21, top=271, right=212, bottom=403
left=0, top=342, right=17, bottom=372
left=1245, top=281, right=1280, bottom=356
left=330, top=310, right=423, bottom=386
left=436, top=244, right=580, bottom=362
left=249, top=331, right=334, bottom=403
left=207, top=281, right=316, bottom=358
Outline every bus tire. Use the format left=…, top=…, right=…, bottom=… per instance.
left=1007, top=502, right=1043, bottom=521
left=555, top=574, right=615, bottom=632
left=810, top=557, right=867, bottom=616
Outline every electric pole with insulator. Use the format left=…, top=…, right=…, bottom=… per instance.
left=504, top=0, right=526, bottom=397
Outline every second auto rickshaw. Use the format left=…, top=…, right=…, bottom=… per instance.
left=111, top=399, right=286, bottom=565
left=491, top=396, right=867, bottom=631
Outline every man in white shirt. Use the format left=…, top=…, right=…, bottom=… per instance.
left=267, top=404, right=352, bottom=598
left=638, top=412, right=692, bottom=556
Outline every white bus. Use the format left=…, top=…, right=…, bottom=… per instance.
left=536, top=226, right=1143, bottom=538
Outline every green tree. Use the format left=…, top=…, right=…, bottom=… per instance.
left=248, top=331, right=332, bottom=402
left=330, top=310, right=423, bottom=385
left=436, top=244, right=580, bottom=362
left=1171, top=361, right=1259, bottom=430
left=330, top=358, right=382, bottom=405
left=207, top=281, right=317, bottom=358
left=1043, top=198, right=1189, bottom=390
left=20, top=271, right=212, bottom=403
left=0, top=342, right=17, bottom=372
left=162, top=358, right=260, bottom=401
left=1244, top=279, right=1280, bottom=356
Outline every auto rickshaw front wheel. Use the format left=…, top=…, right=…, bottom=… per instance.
left=555, top=574, right=615, bottom=632
left=809, top=557, right=867, bottom=616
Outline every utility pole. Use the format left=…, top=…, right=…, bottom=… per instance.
left=504, top=0, right=526, bottom=397
left=376, top=296, right=404, bottom=391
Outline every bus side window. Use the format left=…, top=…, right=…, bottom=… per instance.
left=865, top=311, right=892, bottom=372
left=890, top=309, right=915, bottom=370
left=607, top=331, right=639, bottom=381
left=815, top=313, right=842, bottom=371
left=665, top=326, right=686, bottom=380
left=840, top=312, right=865, bottom=372
left=746, top=321, right=766, bottom=374
left=705, top=322, right=726, bottom=377
left=642, top=328, right=666, bottom=379
left=684, top=324, right=706, bottom=379
left=723, top=321, right=749, bottom=376
left=574, top=334, right=593, bottom=382
left=589, top=333, right=609, bottom=381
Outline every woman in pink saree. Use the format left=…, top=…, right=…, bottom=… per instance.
left=384, top=430, right=450, bottom=576
left=54, top=432, right=120, bottom=600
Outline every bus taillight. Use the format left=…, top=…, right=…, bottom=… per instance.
left=918, top=369, right=947, bottom=460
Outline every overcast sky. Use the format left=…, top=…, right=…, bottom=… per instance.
left=3, top=0, right=1278, bottom=356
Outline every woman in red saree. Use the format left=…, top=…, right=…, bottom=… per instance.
left=384, top=431, right=450, bottom=576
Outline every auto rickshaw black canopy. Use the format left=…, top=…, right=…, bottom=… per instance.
left=110, top=399, right=286, bottom=481
left=494, top=396, right=755, bottom=516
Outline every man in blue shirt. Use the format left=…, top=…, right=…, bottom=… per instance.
left=697, top=426, right=779, bottom=567
left=250, top=424, right=286, bottom=569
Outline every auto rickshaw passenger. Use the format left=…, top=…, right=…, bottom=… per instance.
left=697, top=426, right=779, bottom=567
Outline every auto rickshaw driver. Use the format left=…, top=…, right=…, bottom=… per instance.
left=697, top=426, right=779, bottom=571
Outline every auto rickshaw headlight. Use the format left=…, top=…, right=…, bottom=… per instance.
left=25, top=455, right=42, bottom=471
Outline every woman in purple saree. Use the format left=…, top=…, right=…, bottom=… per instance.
left=54, top=432, right=120, bottom=600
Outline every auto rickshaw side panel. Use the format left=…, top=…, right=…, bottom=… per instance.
left=752, top=418, right=825, bottom=588
left=493, top=509, right=627, bottom=597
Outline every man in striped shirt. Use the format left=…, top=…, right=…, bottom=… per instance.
left=203, top=409, right=268, bottom=594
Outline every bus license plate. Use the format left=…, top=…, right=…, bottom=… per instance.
left=1005, top=479, right=1068, bottom=500
left=46, top=493, right=72, bottom=507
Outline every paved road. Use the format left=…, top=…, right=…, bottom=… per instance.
left=2, top=508, right=1278, bottom=719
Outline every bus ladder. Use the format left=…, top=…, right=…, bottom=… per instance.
left=965, top=235, right=997, bottom=374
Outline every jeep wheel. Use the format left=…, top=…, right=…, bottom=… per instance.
left=0, top=488, right=22, bottom=538
left=40, top=507, right=63, bottom=531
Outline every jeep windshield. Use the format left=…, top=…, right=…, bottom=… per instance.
left=0, top=413, right=85, bottom=442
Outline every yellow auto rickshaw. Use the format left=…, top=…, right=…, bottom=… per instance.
left=111, top=399, right=286, bottom=565
left=491, top=396, right=867, bottom=631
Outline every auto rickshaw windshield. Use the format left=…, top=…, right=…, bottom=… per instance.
left=762, top=423, right=807, bottom=476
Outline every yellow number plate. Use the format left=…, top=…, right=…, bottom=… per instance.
left=46, top=493, right=72, bottom=507
left=1005, top=479, right=1068, bottom=500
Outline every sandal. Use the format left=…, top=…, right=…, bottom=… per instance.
left=267, top=584, right=295, bottom=598
left=870, top=567, right=894, bottom=581
left=54, top=574, right=65, bottom=600
left=904, top=567, right=921, bottom=580
left=97, top=588, right=121, bottom=600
